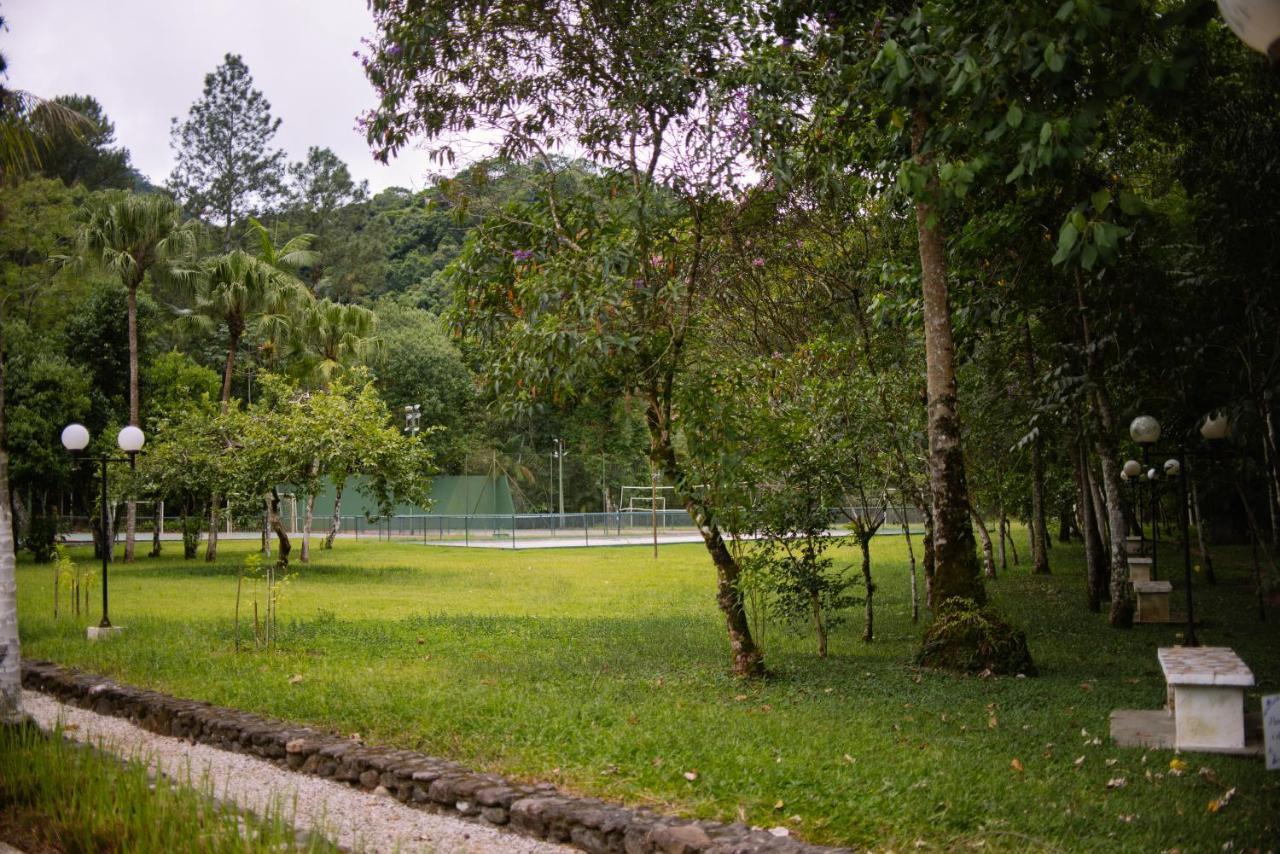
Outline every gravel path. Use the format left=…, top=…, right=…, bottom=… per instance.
left=22, top=689, right=573, bottom=854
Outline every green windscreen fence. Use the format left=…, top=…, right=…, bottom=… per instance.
left=282, top=475, right=515, bottom=518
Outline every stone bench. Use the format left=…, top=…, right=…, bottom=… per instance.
left=1134, top=579, right=1173, bottom=622
left=1128, top=556, right=1153, bottom=583
left=1158, top=646, right=1255, bottom=751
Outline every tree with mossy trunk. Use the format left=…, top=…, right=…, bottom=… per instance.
left=363, top=0, right=767, bottom=675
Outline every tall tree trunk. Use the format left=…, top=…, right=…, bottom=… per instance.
left=301, top=490, right=316, bottom=563
left=207, top=329, right=241, bottom=563
left=205, top=498, right=220, bottom=562
left=1262, top=408, right=1280, bottom=549
left=997, top=497, right=1008, bottom=571
left=1076, top=437, right=1107, bottom=612
left=860, top=535, right=875, bottom=642
left=912, top=112, right=983, bottom=608
left=262, top=497, right=272, bottom=557
left=1021, top=320, right=1050, bottom=573
left=922, top=509, right=935, bottom=610
left=267, top=488, right=292, bottom=567
left=0, top=321, right=22, bottom=723
left=899, top=501, right=919, bottom=623
left=972, top=509, right=996, bottom=580
left=1075, top=274, right=1132, bottom=626
left=811, top=592, right=828, bottom=658
left=150, top=500, right=163, bottom=557
left=1188, top=470, right=1216, bottom=585
left=324, top=480, right=345, bottom=549
left=647, top=391, right=762, bottom=677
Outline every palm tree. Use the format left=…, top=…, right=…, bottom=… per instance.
left=0, top=36, right=93, bottom=723
left=289, top=298, right=381, bottom=560
left=77, top=191, right=197, bottom=562
left=185, top=250, right=310, bottom=560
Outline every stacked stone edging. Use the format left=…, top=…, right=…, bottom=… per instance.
left=21, top=660, right=851, bottom=854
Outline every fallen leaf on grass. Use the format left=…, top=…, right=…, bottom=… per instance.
left=1207, top=787, right=1236, bottom=813
left=1105, top=758, right=1118, bottom=767
left=1079, top=682, right=1094, bottom=692
left=734, top=694, right=748, bottom=702
left=843, top=753, right=856, bottom=764
left=988, top=715, right=998, bottom=729
left=1074, top=756, right=1085, bottom=768
left=288, top=674, right=304, bottom=685
left=1011, top=758, right=1025, bottom=773
left=1106, top=777, right=1127, bottom=789
left=773, top=800, right=785, bottom=811
left=1169, top=758, right=1187, bottom=776
left=683, top=770, right=698, bottom=781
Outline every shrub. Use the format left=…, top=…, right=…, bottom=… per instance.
left=916, top=597, right=1037, bottom=676
left=23, top=515, right=59, bottom=563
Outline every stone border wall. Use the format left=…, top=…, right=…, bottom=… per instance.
left=21, top=660, right=850, bottom=854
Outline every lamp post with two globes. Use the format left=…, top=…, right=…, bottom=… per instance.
left=1129, top=415, right=1163, bottom=580
left=60, top=423, right=145, bottom=630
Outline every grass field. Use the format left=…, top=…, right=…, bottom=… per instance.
left=0, top=723, right=332, bottom=852
left=14, top=532, right=1280, bottom=851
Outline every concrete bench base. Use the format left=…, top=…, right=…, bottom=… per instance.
left=1157, top=646, right=1255, bottom=753
left=1109, top=709, right=1263, bottom=756
left=1134, top=580, right=1172, bottom=623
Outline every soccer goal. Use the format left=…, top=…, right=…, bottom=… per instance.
left=620, top=484, right=677, bottom=513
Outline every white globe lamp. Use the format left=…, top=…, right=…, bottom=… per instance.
left=1130, top=415, right=1161, bottom=445
left=117, top=425, right=146, bottom=454
left=61, top=423, right=90, bottom=452
left=1217, top=0, right=1280, bottom=62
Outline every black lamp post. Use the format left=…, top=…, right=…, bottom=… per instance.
left=61, top=423, right=145, bottom=629
left=1163, top=456, right=1200, bottom=647
left=1130, top=416, right=1162, bottom=579
left=1122, top=458, right=1143, bottom=547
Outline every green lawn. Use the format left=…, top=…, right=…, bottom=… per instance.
left=0, top=723, right=333, bottom=852
left=15, top=533, right=1280, bottom=851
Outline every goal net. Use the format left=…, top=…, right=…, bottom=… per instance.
left=620, top=484, right=677, bottom=513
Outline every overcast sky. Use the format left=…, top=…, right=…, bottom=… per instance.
left=3, top=0, right=433, bottom=193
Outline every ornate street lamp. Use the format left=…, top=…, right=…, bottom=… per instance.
left=1130, top=416, right=1162, bottom=579
left=62, top=423, right=145, bottom=631
left=1217, top=0, right=1280, bottom=64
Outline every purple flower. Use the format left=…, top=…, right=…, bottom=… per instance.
left=512, top=249, right=534, bottom=262
left=633, top=278, right=646, bottom=289
left=386, top=43, right=403, bottom=56
left=752, top=257, right=765, bottom=268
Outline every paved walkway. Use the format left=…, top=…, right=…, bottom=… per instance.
left=22, top=690, right=572, bottom=854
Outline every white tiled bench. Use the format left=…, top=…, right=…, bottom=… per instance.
left=1128, top=556, right=1153, bottom=584
left=1158, top=647, right=1255, bottom=751
left=1134, top=579, right=1172, bottom=622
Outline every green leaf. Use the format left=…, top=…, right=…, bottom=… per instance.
left=1118, top=191, right=1146, bottom=216
left=1057, top=220, right=1079, bottom=255
left=896, top=53, right=910, bottom=80
left=1045, top=43, right=1066, bottom=73
left=1091, top=189, right=1111, bottom=214
left=1039, top=121, right=1053, bottom=144
left=1006, top=103, right=1023, bottom=128
left=1055, top=0, right=1076, bottom=20
left=1005, top=162, right=1026, bottom=184
left=1071, top=211, right=1088, bottom=232
left=1081, top=243, right=1098, bottom=270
